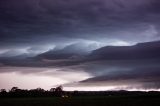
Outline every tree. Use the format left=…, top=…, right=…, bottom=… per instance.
left=50, top=88, right=55, bottom=92
left=10, top=87, right=18, bottom=92
left=54, top=85, right=64, bottom=97
left=55, top=86, right=63, bottom=92
left=36, top=87, right=45, bottom=92
left=0, top=89, right=6, bottom=93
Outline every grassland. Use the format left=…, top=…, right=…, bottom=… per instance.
left=0, top=95, right=160, bottom=106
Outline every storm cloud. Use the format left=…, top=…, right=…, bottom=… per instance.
left=0, top=0, right=160, bottom=90
left=0, top=40, right=160, bottom=90
left=1, top=0, right=160, bottom=50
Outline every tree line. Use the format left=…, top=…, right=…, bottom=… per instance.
left=0, top=86, right=66, bottom=97
left=1, top=86, right=160, bottom=98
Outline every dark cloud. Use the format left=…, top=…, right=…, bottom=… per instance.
left=0, top=41, right=160, bottom=90
left=1, top=0, right=160, bottom=90
left=79, top=66, right=160, bottom=89
left=1, top=40, right=160, bottom=67
left=88, top=40, right=160, bottom=60
left=36, top=42, right=98, bottom=60
left=1, top=0, right=160, bottom=50
left=81, top=67, right=160, bottom=82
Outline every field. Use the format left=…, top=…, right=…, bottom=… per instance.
left=0, top=95, right=160, bottom=106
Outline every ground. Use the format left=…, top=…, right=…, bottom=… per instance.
left=0, top=95, right=160, bottom=106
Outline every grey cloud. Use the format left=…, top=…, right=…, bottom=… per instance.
left=0, top=40, right=160, bottom=68
left=0, top=40, right=160, bottom=90
left=81, top=67, right=160, bottom=82
left=79, top=66, right=160, bottom=89
left=88, top=41, right=160, bottom=60
left=1, top=0, right=160, bottom=90
left=36, top=42, right=99, bottom=60
left=1, top=0, right=160, bottom=50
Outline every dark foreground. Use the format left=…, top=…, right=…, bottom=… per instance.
left=1, top=94, right=160, bottom=106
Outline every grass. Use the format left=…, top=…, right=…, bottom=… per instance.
left=0, top=95, right=160, bottom=106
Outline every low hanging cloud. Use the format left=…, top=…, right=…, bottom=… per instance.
left=0, top=40, right=160, bottom=90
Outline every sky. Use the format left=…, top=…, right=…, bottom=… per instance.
left=0, top=0, right=160, bottom=91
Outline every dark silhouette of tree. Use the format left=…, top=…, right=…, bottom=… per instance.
left=36, top=87, right=45, bottom=92
left=10, top=87, right=19, bottom=92
left=0, top=89, right=6, bottom=93
left=55, top=86, right=63, bottom=92
left=54, top=85, right=64, bottom=97
left=50, top=88, right=55, bottom=92
left=1, top=86, right=160, bottom=98
left=0, top=89, right=7, bottom=97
